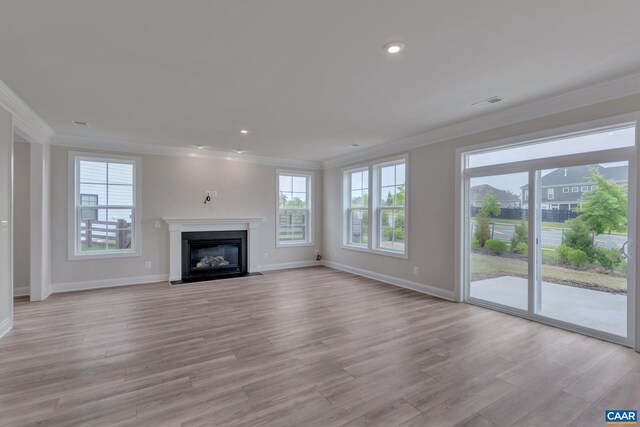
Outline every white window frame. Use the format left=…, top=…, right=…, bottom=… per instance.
left=341, top=154, right=408, bottom=258
left=343, top=166, right=369, bottom=249
left=68, top=151, right=142, bottom=260
left=455, top=112, right=639, bottom=349
left=571, top=186, right=579, bottom=192
left=563, top=187, right=570, bottom=193
left=276, top=170, right=314, bottom=247
left=581, top=185, right=589, bottom=192
left=547, top=188, right=554, bottom=200
left=591, top=184, right=598, bottom=190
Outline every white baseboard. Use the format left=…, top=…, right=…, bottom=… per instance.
left=323, top=260, right=455, bottom=301
left=14, top=285, right=30, bottom=297
left=257, top=260, right=322, bottom=272
left=51, top=274, right=170, bottom=294
left=0, top=317, right=13, bottom=339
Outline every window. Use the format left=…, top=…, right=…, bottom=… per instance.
left=563, top=187, right=569, bottom=193
left=69, top=152, right=141, bottom=260
left=342, top=155, right=408, bottom=256
left=277, top=171, right=313, bottom=246
left=581, top=185, right=589, bottom=192
left=547, top=188, right=554, bottom=200
left=572, top=187, right=579, bottom=192
left=523, top=189, right=529, bottom=202
left=591, top=185, right=598, bottom=190
left=377, top=161, right=406, bottom=253
left=346, top=169, right=369, bottom=247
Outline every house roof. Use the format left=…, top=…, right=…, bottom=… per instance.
left=522, top=164, right=628, bottom=189
left=470, top=184, right=520, bottom=205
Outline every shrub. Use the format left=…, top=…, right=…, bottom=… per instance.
left=512, top=242, right=528, bottom=255
left=594, top=247, right=623, bottom=271
left=485, top=239, right=507, bottom=255
left=510, top=221, right=528, bottom=249
left=567, top=248, right=589, bottom=267
left=556, top=244, right=571, bottom=264
left=474, top=216, right=491, bottom=248
left=563, top=219, right=594, bottom=260
left=471, top=236, right=481, bottom=250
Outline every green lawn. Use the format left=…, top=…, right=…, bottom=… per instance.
left=472, top=253, right=627, bottom=291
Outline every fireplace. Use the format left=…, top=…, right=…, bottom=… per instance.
left=181, top=230, right=247, bottom=282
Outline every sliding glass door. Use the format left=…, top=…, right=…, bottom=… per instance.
left=463, top=123, right=636, bottom=345
left=535, top=161, right=630, bottom=337
left=468, top=172, right=529, bottom=312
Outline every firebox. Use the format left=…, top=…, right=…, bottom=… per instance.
left=180, top=230, right=247, bottom=282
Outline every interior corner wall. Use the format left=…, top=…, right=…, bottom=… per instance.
left=322, top=93, right=640, bottom=298
left=13, top=141, right=30, bottom=296
left=0, top=106, right=13, bottom=335
left=49, top=146, right=323, bottom=288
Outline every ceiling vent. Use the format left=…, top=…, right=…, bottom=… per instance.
left=72, top=120, right=90, bottom=128
left=472, top=96, right=503, bottom=108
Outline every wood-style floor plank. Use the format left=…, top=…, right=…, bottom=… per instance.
left=0, top=266, right=638, bottom=426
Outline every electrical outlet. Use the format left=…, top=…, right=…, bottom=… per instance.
left=314, top=249, right=320, bottom=255
left=211, top=190, right=218, bottom=198
left=154, top=220, right=161, bottom=229
left=145, top=261, right=152, bottom=269
left=413, top=266, right=419, bottom=275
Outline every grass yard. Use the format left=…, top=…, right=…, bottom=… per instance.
left=472, top=252, right=627, bottom=292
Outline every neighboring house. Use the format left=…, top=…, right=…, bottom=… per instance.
left=470, top=184, right=521, bottom=208
left=521, top=164, right=627, bottom=210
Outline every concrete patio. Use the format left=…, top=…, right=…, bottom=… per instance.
left=470, top=276, right=627, bottom=337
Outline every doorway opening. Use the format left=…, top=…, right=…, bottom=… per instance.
left=461, top=121, right=637, bottom=345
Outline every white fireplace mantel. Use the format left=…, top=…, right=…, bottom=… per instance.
left=163, top=217, right=264, bottom=281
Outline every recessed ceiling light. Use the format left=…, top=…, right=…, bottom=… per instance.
left=234, top=149, right=245, bottom=154
left=195, top=145, right=206, bottom=149
left=240, top=129, right=249, bottom=134
left=72, top=120, right=89, bottom=128
left=383, top=41, right=405, bottom=54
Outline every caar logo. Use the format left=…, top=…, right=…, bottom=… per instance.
left=606, top=410, right=638, bottom=425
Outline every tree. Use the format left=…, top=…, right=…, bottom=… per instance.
left=578, top=169, right=627, bottom=235
left=480, top=192, right=501, bottom=218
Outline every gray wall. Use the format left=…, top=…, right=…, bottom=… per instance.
left=0, top=106, right=12, bottom=328
left=50, top=146, right=322, bottom=285
left=13, top=141, right=30, bottom=295
left=322, top=93, right=640, bottom=295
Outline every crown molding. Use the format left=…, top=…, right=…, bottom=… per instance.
left=0, top=78, right=54, bottom=144
left=322, top=71, right=640, bottom=169
left=51, top=133, right=323, bottom=170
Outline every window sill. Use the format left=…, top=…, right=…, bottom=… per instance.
left=68, top=249, right=141, bottom=261
left=276, top=241, right=314, bottom=248
left=341, top=244, right=408, bottom=259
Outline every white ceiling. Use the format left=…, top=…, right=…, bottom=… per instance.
left=1, top=1, right=640, bottom=163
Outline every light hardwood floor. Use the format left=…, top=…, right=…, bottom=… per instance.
left=1, top=266, right=639, bottom=426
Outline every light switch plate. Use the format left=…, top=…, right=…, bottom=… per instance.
left=1, top=220, right=7, bottom=228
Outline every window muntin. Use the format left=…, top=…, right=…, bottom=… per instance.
left=72, top=155, right=138, bottom=257
left=342, top=155, right=408, bottom=256
left=278, top=172, right=312, bottom=245
left=547, top=188, right=554, bottom=200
